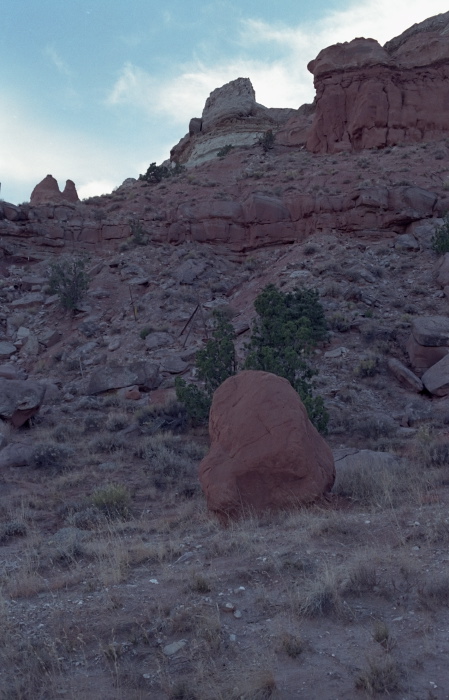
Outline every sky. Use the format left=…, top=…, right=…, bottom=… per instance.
left=1, top=1, right=448, bottom=205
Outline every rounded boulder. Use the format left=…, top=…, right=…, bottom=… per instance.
left=199, top=370, right=335, bottom=520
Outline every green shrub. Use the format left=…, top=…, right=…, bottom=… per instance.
left=244, top=284, right=329, bottom=432
left=48, top=256, right=89, bottom=312
left=431, top=213, right=449, bottom=255
left=175, top=311, right=236, bottom=425
left=176, top=286, right=329, bottom=432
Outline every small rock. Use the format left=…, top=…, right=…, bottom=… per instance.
left=160, top=355, right=189, bottom=374
left=38, top=329, right=62, bottom=348
left=107, top=338, right=121, bottom=352
left=163, top=640, right=187, bottom=656
left=324, top=347, right=348, bottom=359
left=0, top=342, right=17, bottom=359
left=145, top=332, right=172, bottom=351
left=11, top=292, right=44, bottom=308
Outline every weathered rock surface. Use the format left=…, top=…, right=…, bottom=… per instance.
left=87, top=361, right=161, bottom=395
left=199, top=370, right=335, bottom=519
left=422, top=354, right=449, bottom=396
left=307, top=12, right=449, bottom=153
left=0, top=379, right=46, bottom=427
left=30, top=175, right=79, bottom=205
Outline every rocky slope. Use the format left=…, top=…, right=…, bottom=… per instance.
left=2, top=14, right=449, bottom=699
left=0, top=11, right=449, bottom=444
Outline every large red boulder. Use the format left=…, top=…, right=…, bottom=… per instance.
left=199, top=370, right=335, bottom=520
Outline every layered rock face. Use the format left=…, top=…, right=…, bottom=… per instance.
left=167, top=184, right=438, bottom=251
left=307, top=12, right=449, bottom=153
left=170, top=77, right=295, bottom=167
left=199, top=371, right=335, bottom=520
left=30, top=175, right=79, bottom=205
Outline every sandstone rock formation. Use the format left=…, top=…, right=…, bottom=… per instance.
left=307, top=12, right=449, bottom=153
left=30, top=175, right=79, bottom=205
left=199, top=370, right=335, bottom=520
left=170, top=78, right=295, bottom=167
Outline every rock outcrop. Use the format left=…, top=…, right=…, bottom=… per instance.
left=170, top=78, right=295, bottom=167
left=199, top=370, right=335, bottom=520
left=307, top=12, right=449, bottom=153
left=30, top=175, right=79, bottom=205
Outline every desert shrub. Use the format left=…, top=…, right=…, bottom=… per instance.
left=139, top=325, right=152, bottom=339
left=0, top=521, right=27, bottom=543
left=32, top=442, right=73, bottom=470
left=259, top=129, right=275, bottom=152
left=136, top=400, right=188, bottom=434
left=105, top=413, right=129, bottom=432
left=143, top=433, right=203, bottom=491
left=328, top=313, right=351, bottom=332
left=355, top=655, right=401, bottom=694
left=354, top=355, right=381, bottom=377
left=244, top=284, right=329, bottom=432
left=372, top=620, right=394, bottom=651
left=332, top=455, right=420, bottom=508
left=280, top=632, right=305, bottom=658
left=175, top=311, right=236, bottom=425
left=139, top=161, right=184, bottom=183
left=129, top=218, right=148, bottom=246
left=217, top=144, right=233, bottom=158
left=91, top=484, right=130, bottom=520
left=83, top=413, right=104, bottom=433
left=418, top=575, right=449, bottom=609
left=351, top=415, right=396, bottom=441
left=88, top=434, right=127, bottom=453
left=297, top=568, right=343, bottom=617
left=47, top=256, right=89, bottom=312
left=431, top=213, right=449, bottom=255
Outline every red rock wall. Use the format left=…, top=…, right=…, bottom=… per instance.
left=307, top=25, right=449, bottom=153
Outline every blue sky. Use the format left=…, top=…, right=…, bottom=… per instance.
left=1, top=0, right=447, bottom=204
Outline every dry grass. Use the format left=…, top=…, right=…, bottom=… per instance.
left=1, top=399, right=449, bottom=698
left=355, top=654, right=401, bottom=694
